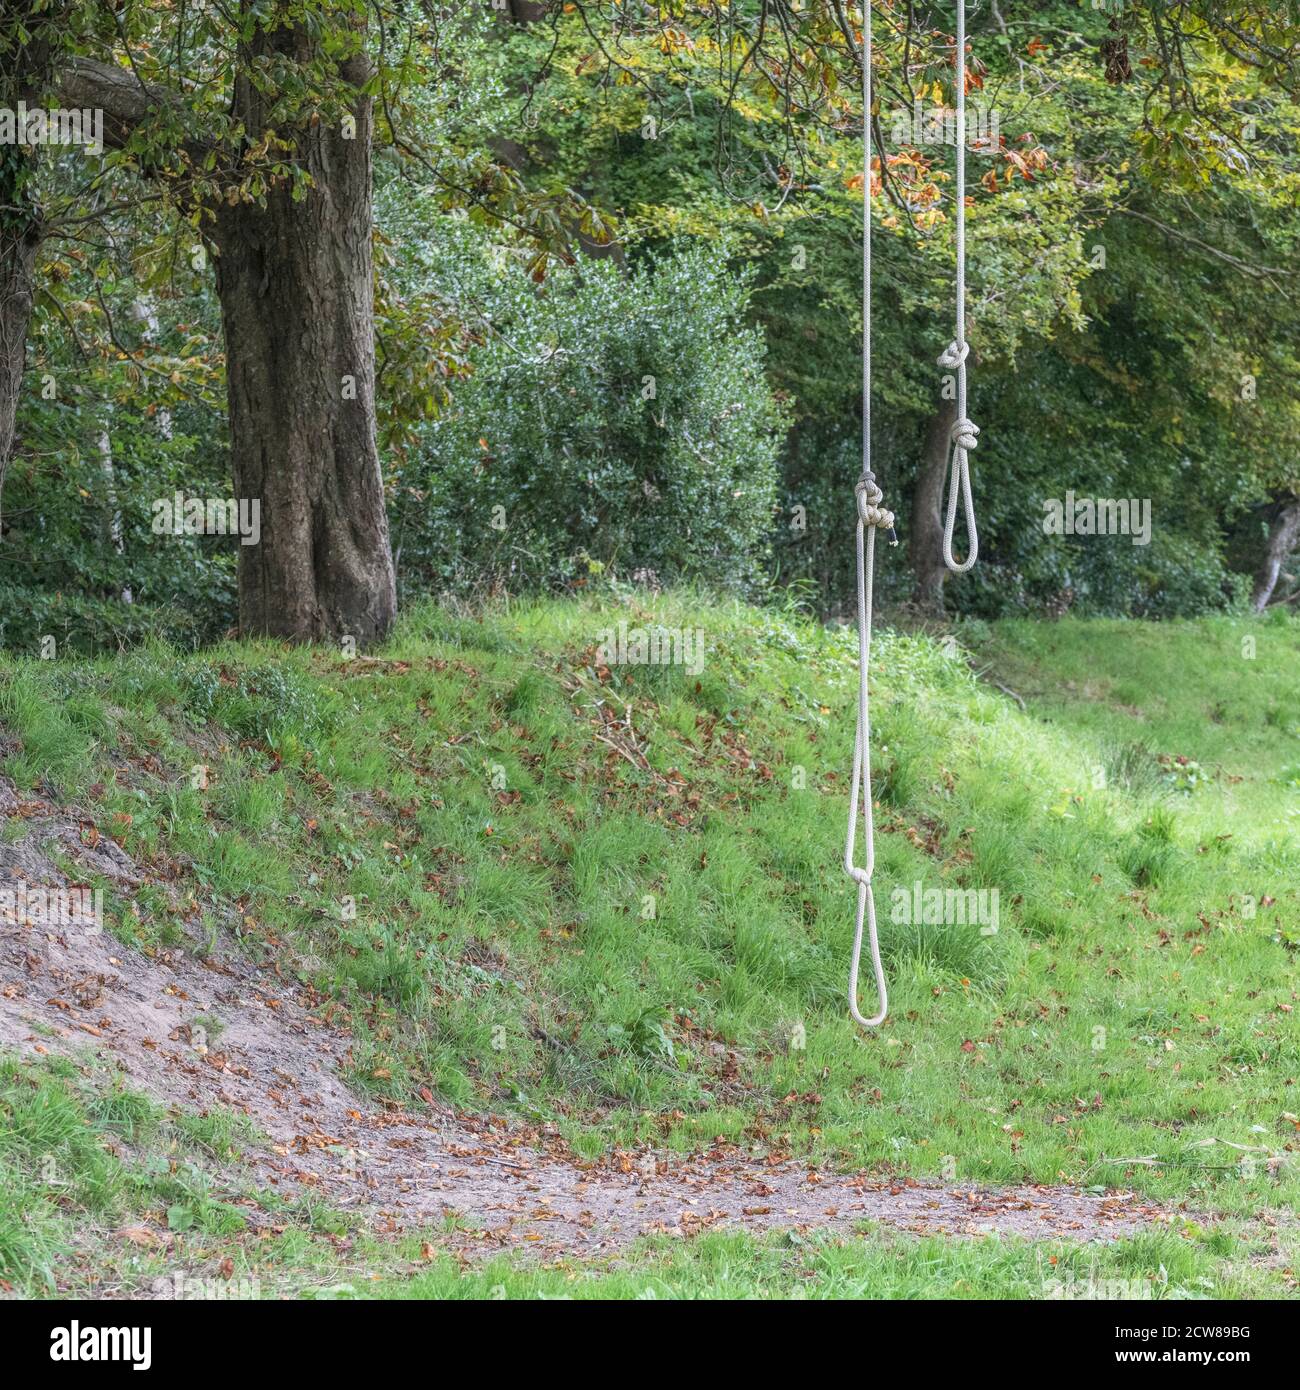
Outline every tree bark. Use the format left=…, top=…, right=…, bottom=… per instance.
left=97, top=421, right=132, bottom=603
left=0, top=6, right=58, bottom=537
left=0, top=202, right=38, bottom=537
left=909, top=398, right=957, bottom=614
left=210, top=86, right=395, bottom=644
left=1251, top=496, right=1300, bottom=612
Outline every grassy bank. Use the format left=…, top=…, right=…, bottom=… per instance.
left=1, top=594, right=1297, bottom=1295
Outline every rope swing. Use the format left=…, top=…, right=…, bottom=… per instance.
left=939, top=0, right=980, bottom=572
left=845, top=0, right=980, bottom=1029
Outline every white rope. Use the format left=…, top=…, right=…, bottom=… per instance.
left=845, top=476, right=892, bottom=1028
left=939, top=0, right=978, bottom=573
left=844, top=0, right=893, bottom=1029
left=845, top=0, right=978, bottom=1030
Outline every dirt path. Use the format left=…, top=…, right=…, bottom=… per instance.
left=0, top=777, right=1175, bottom=1259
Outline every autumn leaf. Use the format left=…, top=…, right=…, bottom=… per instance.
left=119, top=1226, right=163, bottom=1248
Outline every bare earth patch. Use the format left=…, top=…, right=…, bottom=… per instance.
left=0, top=776, right=1178, bottom=1266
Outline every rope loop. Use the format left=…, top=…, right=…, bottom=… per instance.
left=847, top=0, right=981, bottom=1030
left=936, top=0, right=980, bottom=579
left=844, top=512, right=888, bottom=1028
left=941, top=424, right=979, bottom=573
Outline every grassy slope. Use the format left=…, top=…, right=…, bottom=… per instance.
left=1, top=595, right=1297, bottom=1297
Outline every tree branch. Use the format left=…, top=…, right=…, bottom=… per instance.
left=57, top=57, right=169, bottom=150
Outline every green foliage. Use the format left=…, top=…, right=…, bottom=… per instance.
left=1158, top=754, right=1210, bottom=795
left=2, top=1, right=1295, bottom=637
left=388, top=225, right=785, bottom=594
left=767, top=1, right=1300, bottom=616
left=181, top=662, right=334, bottom=744
left=0, top=583, right=217, bottom=657
left=2, top=202, right=233, bottom=654
left=608, top=1008, right=680, bottom=1067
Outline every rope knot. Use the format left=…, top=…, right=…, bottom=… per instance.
left=855, top=476, right=882, bottom=507
left=854, top=477, right=894, bottom=531
left=950, top=417, right=979, bottom=452
left=937, top=340, right=970, bottom=369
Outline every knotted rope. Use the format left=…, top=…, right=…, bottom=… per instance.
left=844, top=0, right=979, bottom=1030
left=843, top=0, right=894, bottom=1030
left=938, top=0, right=979, bottom=573
left=845, top=472, right=894, bottom=1028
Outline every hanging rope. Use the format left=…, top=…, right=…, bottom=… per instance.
left=939, top=0, right=979, bottom=572
left=844, top=473, right=893, bottom=1028
left=844, top=0, right=895, bottom=1029
left=845, top=0, right=978, bottom=1029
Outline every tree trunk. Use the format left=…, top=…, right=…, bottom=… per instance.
left=909, top=398, right=957, bottom=614
left=1251, top=497, right=1300, bottom=612
left=211, top=63, right=395, bottom=645
left=97, top=422, right=131, bottom=603
left=133, top=297, right=172, bottom=440
left=61, top=44, right=397, bottom=644
left=0, top=208, right=38, bottom=538
left=1, top=5, right=63, bottom=539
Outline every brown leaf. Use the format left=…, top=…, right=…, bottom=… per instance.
left=119, top=1226, right=163, bottom=1248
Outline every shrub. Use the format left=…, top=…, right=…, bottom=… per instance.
left=0, top=396, right=235, bottom=655
left=0, top=584, right=220, bottom=657
left=389, top=229, right=785, bottom=596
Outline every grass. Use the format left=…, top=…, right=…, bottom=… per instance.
left=1, top=593, right=1298, bottom=1297
left=359, top=1225, right=1273, bottom=1301
left=0, top=1054, right=1286, bottom=1300
left=0, top=1054, right=258, bottom=1294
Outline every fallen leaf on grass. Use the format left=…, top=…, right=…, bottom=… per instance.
left=119, top=1227, right=163, bottom=1248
